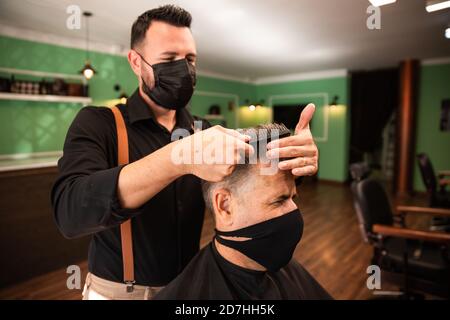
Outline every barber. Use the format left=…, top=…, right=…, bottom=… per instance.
left=51, top=5, right=318, bottom=300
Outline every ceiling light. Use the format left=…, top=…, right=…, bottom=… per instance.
left=114, top=84, right=128, bottom=103
left=79, top=11, right=97, bottom=80
left=329, top=95, right=339, bottom=107
left=446, top=27, right=450, bottom=39
left=368, top=0, right=396, bottom=7
left=80, top=61, right=96, bottom=80
left=426, top=0, right=450, bottom=12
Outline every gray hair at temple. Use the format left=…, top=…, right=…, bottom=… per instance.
left=202, top=123, right=291, bottom=213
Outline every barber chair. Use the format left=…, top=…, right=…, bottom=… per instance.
left=417, top=153, right=450, bottom=231
left=350, top=163, right=450, bottom=299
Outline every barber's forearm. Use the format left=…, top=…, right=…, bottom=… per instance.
left=117, top=141, right=186, bottom=209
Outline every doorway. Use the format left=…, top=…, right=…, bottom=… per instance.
left=349, top=68, right=399, bottom=186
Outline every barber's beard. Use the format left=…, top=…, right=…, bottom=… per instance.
left=140, top=72, right=154, bottom=99
left=139, top=79, right=177, bottom=126
left=139, top=76, right=159, bottom=107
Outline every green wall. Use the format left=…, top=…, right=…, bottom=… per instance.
left=1, top=35, right=448, bottom=186
left=255, top=77, right=350, bottom=182
left=0, top=36, right=137, bottom=154
left=0, top=35, right=255, bottom=155
left=191, top=76, right=256, bottom=128
left=0, top=35, right=379, bottom=183
left=414, top=63, right=450, bottom=191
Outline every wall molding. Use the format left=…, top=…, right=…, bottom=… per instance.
left=2, top=23, right=448, bottom=89
left=0, top=150, right=62, bottom=160
left=198, top=69, right=350, bottom=85
left=422, top=57, right=450, bottom=66
left=254, top=70, right=348, bottom=85
left=193, top=90, right=240, bottom=127
left=0, top=23, right=129, bottom=57
left=0, top=23, right=348, bottom=85
left=268, top=93, right=329, bottom=142
left=196, top=70, right=252, bottom=84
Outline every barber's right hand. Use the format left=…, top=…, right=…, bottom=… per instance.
left=176, top=125, right=254, bottom=182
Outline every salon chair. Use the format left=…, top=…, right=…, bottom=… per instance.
left=350, top=163, right=450, bottom=299
left=417, top=153, right=450, bottom=231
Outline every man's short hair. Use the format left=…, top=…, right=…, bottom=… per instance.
left=131, top=5, right=192, bottom=49
left=202, top=123, right=291, bottom=213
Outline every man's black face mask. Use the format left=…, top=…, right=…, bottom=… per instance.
left=215, top=209, right=304, bottom=272
left=137, top=51, right=196, bottom=110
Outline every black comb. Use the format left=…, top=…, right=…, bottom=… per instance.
left=240, top=123, right=291, bottom=144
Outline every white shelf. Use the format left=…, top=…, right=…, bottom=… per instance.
left=0, top=92, right=92, bottom=104
left=0, top=67, right=86, bottom=82
left=0, top=151, right=62, bottom=172
left=0, top=160, right=58, bottom=172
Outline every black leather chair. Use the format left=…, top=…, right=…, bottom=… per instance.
left=417, top=153, right=450, bottom=208
left=417, top=153, right=450, bottom=231
left=350, top=163, right=450, bottom=298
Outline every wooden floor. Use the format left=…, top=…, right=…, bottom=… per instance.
left=0, top=181, right=430, bottom=300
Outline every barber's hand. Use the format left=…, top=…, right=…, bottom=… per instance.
left=266, top=104, right=318, bottom=176
left=180, top=125, right=254, bottom=182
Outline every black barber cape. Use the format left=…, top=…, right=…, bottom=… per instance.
left=154, top=241, right=332, bottom=300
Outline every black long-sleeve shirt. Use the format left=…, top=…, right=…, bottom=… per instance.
left=51, top=89, right=209, bottom=286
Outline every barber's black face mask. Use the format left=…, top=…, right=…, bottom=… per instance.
left=215, top=209, right=303, bottom=272
left=138, top=52, right=196, bottom=110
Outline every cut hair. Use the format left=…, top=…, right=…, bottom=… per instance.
left=130, top=5, right=192, bottom=48
left=202, top=123, right=291, bottom=213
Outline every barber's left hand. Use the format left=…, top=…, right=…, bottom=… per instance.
left=266, top=103, right=318, bottom=176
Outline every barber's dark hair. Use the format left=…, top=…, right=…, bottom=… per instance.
left=130, top=5, right=192, bottom=48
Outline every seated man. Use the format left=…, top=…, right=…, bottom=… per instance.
left=155, top=124, right=331, bottom=300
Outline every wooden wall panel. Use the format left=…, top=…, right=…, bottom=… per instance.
left=0, top=167, right=90, bottom=288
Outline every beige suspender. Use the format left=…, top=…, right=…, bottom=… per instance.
left=110, top=105, right=135, bottom=292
